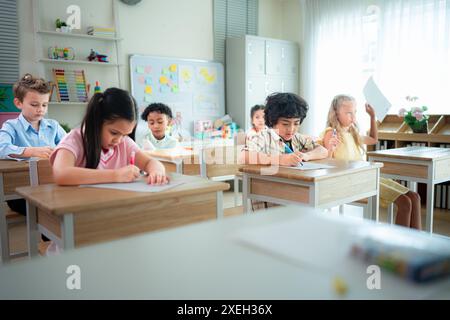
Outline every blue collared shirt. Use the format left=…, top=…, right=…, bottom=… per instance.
left=0, top=113, right=66, bottom=159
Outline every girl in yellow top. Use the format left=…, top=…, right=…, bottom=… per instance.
left=322, top=94, right=422, bottom=230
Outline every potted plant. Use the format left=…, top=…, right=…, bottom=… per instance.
left=398, top=96, right=429, bottom=134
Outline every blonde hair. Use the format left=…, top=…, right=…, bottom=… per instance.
left=327, top=94, right=364, bottom=152
left=13, top=73, right=51, bottom=102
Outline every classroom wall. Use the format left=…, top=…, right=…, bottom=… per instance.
left=17, top=0, right=214, bottom=91
left=16, top=0, right=301, bottom=127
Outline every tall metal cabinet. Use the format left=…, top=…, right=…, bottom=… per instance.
left=226, top=35, right=299, bottom=131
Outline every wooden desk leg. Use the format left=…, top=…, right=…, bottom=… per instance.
left=367, top=168, right=380, bottom=222
left=61, top=213, right=75, bottom=250
left=26, top=201, right=39, bottom=258
left=234, top=176, right=239, bottom=207
left=242, top=174, right=249, bottom=214
left=425, top=164, right=435, bottom=233
left=175, top=160, right=183, bottom=174
left=216, top=191, right=223, bottom=219
left=0, top=203, right=8, bottom=264
left=408, top=181, right=418, bottom=193
left=0, top=173, right=9, bottom=263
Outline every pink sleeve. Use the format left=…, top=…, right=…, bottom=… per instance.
left=50, top=128, right=85, bottom=167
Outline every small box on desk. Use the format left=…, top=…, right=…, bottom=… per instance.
left=350, top=226, right=450, bottom=283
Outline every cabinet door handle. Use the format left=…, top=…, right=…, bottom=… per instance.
left=248, top=43, right=252, bottom=55
left=281, top=47, right=285, bottom=59
left=248, top=81, right=253, bottom=92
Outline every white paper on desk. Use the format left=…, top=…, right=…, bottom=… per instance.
left=282, top=163, right=335, bottom=171
left=235, top=214, right=353, bottom=271
left=80, top=179, right=184, bottom=193
left=363, top=76, right=392, bottom=121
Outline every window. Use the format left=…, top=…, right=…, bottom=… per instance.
left=301, top=0, right=450, bottom=136
left=0, top=0, right=19, bottom=84
left=213, top=0, right=258, bottom=63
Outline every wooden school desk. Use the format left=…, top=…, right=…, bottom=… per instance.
left=1, top=205, right=448, bottom=299
left=367, top=146, right=450, bottom=233
left=0, top=160, right=29, bottom=263
left=15, top=174, right=229, bottom=257
left=240, top=159, right=383, bottom=220
left=147, top=145, right=243, bottom=206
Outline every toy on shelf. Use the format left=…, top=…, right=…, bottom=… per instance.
left=194, top=120, right=213, bottom=139
left=48, top=46, right=75, bottom=60
left=87, top=49, right=109, bottom=63
left=55, top=18, right=71, bottom=33
left=52, top=68, right=88, bottom=103
left=94, top=81, right=102, bottom=94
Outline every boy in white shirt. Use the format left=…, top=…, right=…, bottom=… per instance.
left=140, top=103, right=179, bottom=150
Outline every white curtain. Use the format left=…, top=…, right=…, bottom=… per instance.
left=300, top=0, right=450, bottom=136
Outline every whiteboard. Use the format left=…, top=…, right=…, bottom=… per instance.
left=129, top=55, right=225, bottom=144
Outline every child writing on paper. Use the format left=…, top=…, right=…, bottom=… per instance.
left=140, top=103, right=179, bottom=150
left=0, top=74, right=66, bottom=216
left=242, top=93, right=328, bottom=167
left=51, top=88, right=169, bottom=186
left=321, top=94, right=421, bottom=230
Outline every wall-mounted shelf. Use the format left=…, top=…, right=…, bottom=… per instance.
left=39, top=58, right=120, bottom=67
left=37, top=30, right=122, bottom=41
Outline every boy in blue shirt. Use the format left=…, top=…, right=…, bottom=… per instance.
left=0, top=74, right=66, bottom=215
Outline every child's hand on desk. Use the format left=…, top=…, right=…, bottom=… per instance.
left=297, top=152, right=311, bottom=162
left=279, top=153, right=303, bottom=167
left=147, top=172, right=170, bottom=185
left=115, top=165, right=140, bottom=183
left=23, top=146, right=54, bottom=158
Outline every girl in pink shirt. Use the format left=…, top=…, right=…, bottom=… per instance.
left=51, top=88, right=169, bottom=185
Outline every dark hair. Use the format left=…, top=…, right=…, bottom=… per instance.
left=141, top=103, right=173, bottom=121
left=13, top=73, right=51, bottom=101
left=81, top=88, right=138, bottom=169
left=250, top=104, right=265, bottom=119
left=264, top=92, right=309, bottom=127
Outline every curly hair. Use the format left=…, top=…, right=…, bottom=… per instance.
left=264, top=93, right=309, bottom=127
left=141, top=103, right=173, bottom=121
left=13, top=73, right=51, bottom=102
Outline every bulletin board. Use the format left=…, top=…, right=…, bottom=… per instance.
left=129, top=55, right=225, bottom=140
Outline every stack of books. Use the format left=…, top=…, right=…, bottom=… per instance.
left=87, top=26, right=116, bottom=37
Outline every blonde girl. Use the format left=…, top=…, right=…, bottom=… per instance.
left=322, top=94, right=421, bottom=230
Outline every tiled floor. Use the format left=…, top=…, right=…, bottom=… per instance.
left=6, top=190, right=450, bottom=263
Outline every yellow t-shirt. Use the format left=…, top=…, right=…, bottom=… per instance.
left=321, top=127, right=363, bottom=161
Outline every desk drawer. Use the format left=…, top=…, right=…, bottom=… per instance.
left=317, top=169, right=377, bottom=205
left=250, top=178, right=310, bottom=203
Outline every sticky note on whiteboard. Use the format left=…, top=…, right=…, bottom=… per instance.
left=363, top=76, right=392, bottom=121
